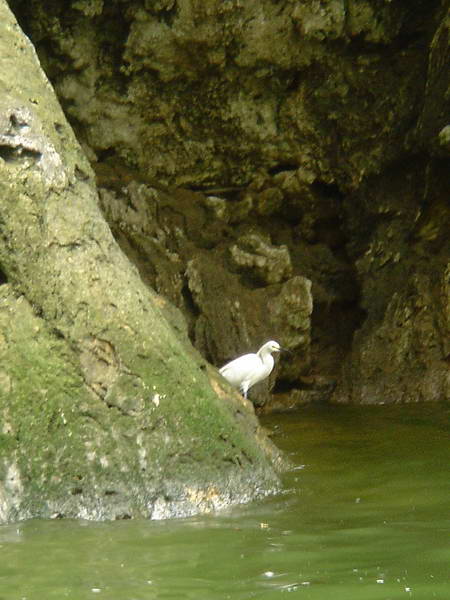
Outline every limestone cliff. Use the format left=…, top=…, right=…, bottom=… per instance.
left=6, top=0, right=450, bottom=409
left=0, top=0, right=282, bottom=524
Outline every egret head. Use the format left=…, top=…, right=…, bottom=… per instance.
left=262, top=340, right=281, bottom=354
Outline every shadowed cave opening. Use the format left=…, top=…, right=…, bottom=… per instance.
left=0, top=265, right=7, bottom=286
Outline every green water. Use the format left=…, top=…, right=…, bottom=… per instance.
left=1, top=405, right=449, bottom=599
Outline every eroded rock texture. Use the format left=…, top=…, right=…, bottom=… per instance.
left=8, top=0, right=450, bottom=406
left=0, top=0, right=282, bottom=524
left=97, top=182, right=313, bottom=406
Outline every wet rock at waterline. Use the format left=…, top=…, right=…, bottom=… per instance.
left=0, top=1, right=283, bottom=524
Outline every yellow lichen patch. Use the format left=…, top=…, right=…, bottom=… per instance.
left=209, top=377, right=229, bottom=398
left=151, top=295, right=167, bottom=310
left=209, top=376, right=252, bottom=411
left=185, top=485, right=220, bottom=507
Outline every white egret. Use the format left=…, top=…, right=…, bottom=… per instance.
left=219, top=340, right=284, bottom=399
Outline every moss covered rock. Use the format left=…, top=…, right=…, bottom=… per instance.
left=6, top=0, right=449, bottom=408
left=0, top=1, right=282, bottom=523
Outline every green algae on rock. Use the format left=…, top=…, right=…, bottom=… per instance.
left=0, top=0, right=282, bottom=524
left=6, top=0, right=449, bottom=410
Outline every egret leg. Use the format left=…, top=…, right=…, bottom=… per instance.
left=241, top=383, right=249, bottom=399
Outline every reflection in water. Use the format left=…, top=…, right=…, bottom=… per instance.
left=1, top=405, right=449, bottom=599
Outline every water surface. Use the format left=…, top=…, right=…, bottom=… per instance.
left=1, top=404, right=449, bottom=599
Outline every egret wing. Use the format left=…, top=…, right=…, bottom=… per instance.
left=219, top=353, right=261, bottom=389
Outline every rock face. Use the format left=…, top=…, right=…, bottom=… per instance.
left=6, top=0, right=450, bottom=410
left=98, top=182, right=313, bottom=406
left=0, top=1, right=282, bottom=524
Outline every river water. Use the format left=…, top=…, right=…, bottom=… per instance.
left=1, top=404, right=448, bottom=599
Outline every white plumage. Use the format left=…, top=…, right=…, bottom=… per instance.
left=219, top=340, right=281, bottom=399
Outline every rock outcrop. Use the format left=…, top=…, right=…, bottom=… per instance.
left=0, top=0, right=282, bottom=524
left=6, top=0, right=450, bottom=409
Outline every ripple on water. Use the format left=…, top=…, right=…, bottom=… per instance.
left=0, top=404, right=448, bottom=599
